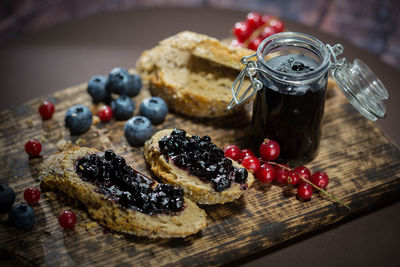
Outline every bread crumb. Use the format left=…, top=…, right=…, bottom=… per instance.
left=93, top=115, right=100, bottom=125
left=44, top=191, right=58, bottom=201
left=85, top=221, right=98, bottom=231
left=57, top=139, right=72, bottom=151
left=25, top=120, right=33, bottom=128
left=112, top=233, right=123, bottom=239
left=99, top=135, right=111, bottom=144
left=75, top=226, right=85, bottom=234
left=75, top=138, right=86, bottom=145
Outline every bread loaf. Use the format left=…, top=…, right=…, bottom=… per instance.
left=136, top=31, right=252, bottom=118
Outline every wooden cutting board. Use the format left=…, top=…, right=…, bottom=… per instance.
left=0, top=75, right=399, bottom=266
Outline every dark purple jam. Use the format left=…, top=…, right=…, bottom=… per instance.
left=158, top=129, right=249, bottom=192
left=75, top=150, right=184, bottom=215
left=252, top=54, right=327, bottom=165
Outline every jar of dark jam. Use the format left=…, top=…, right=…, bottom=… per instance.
left=228, top=32, right=388, bottom=165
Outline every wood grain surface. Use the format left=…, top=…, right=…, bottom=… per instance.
left=0, top=74, right=399, bottom=266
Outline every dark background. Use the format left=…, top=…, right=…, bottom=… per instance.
left=0, top=1, right=399, bottom=267
left=1, top=0, right=399, bottom=70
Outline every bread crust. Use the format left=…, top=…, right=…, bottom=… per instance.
left=136, top=31, right=251, bottom=118
left=144, top=129, right=255, bottom=205
left=38, top=147, right=207, bottom=238
left=159, top=31, right=254, bottom=71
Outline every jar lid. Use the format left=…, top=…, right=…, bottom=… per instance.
left=331, top=57, right=389, bottom=121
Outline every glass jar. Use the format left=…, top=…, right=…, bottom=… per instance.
left=228, top=32, right=388, bottom=165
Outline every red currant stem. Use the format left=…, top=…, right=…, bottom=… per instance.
left=242, top=17, right=275, bottom=47
left=267, top=161, right=351, bottom=210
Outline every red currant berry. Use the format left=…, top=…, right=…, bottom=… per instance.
left=275, top=166, right=288, bottom=184
left=97, top=105, right=113, bottom=122
left=231, top=39, right=243, bottom=47
left=261, top=14, right=272, bottom=24
left=287, top=171, right=301, bottom=186
left=38, top=100, right=55, bottom=120
left=246, top=12, right=263, bottom=29
left=248, top=37, right=263, bottom=51
left=59, top=210, right=76, bottom=229
left=259, top=139, right=280, bottom=161
left=224, top=145, right=242, bottom=161
left=260, top=26, right=276, bottom=39
left=310, top=171, right=329, bottom=190
left=297, top=182, right=313, bottom=200
left=241, top=156, right=260, bottom=173
left=240, top=148, right=255, bottom=160
left=24, top=187, right=41, bottom=204
left=255, top=163, right=276, bottom=183
left=232, top=21, right=252, bottom=42
left=269, top=19, right=285, bottom=32
left=25, top=139, right=42, bottom=157
left=293, top=166, right=311, bottom=180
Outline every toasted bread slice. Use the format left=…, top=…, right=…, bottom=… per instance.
left=136, top=31, right=251, bottom=118
left=38, top=147, right=206, bottom=238
left=144, top=129, right=255, bottom=205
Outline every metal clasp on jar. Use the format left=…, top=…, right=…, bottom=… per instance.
left=227, top=52, right=262, bottom=110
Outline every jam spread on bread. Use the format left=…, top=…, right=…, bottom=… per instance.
left=158, top=129, right=249, bottom=192
left=76, top=150, right=184, bottom=215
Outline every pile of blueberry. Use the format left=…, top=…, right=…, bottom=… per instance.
left=63, top=67, right=169, bottom=146
left=76, top=150, right=184, bottom=214
left=65, top=67, right=142, bottom=134
left=158, top=129, right=249, bottom=192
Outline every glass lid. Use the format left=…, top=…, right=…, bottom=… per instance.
left=331, top=56, right=389, bottom=121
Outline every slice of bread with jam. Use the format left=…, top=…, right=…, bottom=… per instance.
left=144, top=129, right=255, bottom=204
left=39, top=147, right=206, bottom=238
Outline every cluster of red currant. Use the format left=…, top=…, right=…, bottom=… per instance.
left=224, top=139, right=346, bottom=204
left=28, top=100, right=77, bottom=229
left=231, top=12, right=285, bottom=50
left=24, top=100, right=57, bottom=157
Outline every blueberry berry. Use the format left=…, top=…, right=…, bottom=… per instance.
left=65, top=105, right=92, bottom=135
left=106, top=67, right=140, bottom=96
left=139, top=97, right=168, bottom=125
left=9, top=203, right=35, bottom=230
left=0, top=185, right=15, bottom=213
left=129, top=74, right=142, bottom=97
left=87, top=75, right=110, bottom=103
left=111, top=95, right=135, bottom=120
left=124, top=116, right=153, bottom=146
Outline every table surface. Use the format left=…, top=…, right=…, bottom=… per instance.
left=0, top=7, right=399, bottom=267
